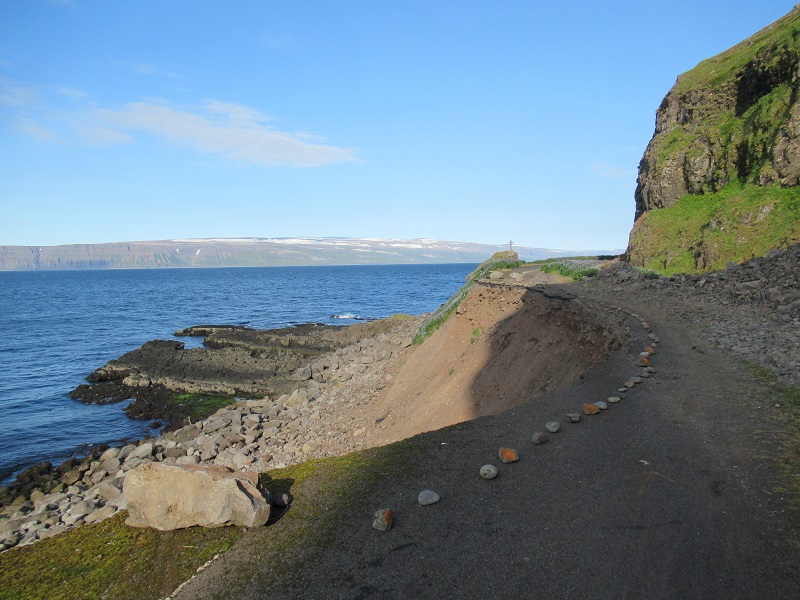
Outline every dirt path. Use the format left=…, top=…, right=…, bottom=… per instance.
left=175, top=274, right=800, bottom=599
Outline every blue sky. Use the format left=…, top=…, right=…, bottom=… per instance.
left=0, top=1, right=795, bottom=249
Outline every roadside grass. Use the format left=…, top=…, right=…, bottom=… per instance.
left=540, top=261, right=599, bottom=280
left=745, top=363, right=800, bottom=512
left=0, top=440, right=424, bottom=600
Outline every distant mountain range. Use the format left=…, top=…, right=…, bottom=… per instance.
left=0, top=238, right=623, bottom=271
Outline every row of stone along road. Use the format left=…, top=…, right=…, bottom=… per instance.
left=371, top=314, right=659, bottom=532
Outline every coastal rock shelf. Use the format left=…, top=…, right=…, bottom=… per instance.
left=70, top=317, right=418, bottom=425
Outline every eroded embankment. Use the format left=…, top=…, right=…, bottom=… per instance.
left=364, top=280, right=629, bottom=446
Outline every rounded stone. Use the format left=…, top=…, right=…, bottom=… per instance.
left=595, top=401, right=609, bottom=410
left=480, top=464, right=499, bottom=479
left=565, top=413, right=581, bottom=423
left=498, top=447, right=519, bottom=464
left=372, top=508, right=394, bottom=531
left=583, top=404, right=600, bottom=415
left=545, top=421, right=560, bottom=433
left=531, top=431, right=549, bottom=445
left=418, top=490, right=441, bottom=506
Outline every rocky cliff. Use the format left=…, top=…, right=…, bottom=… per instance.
left=628, top=7, right=800, bottom=273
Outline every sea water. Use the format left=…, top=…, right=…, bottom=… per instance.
left=0, top=263, right=476, bottom=483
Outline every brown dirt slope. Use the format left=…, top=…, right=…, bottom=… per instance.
left=366, top=280, right=626, bottom=445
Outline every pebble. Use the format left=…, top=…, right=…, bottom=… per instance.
left=607, top=396, right=621, bottom=403
left=624, top=380, right=636, bottom=388
left=531, top=432, right=549, bottom=445
left=480, top=464, right=499, bottom=479
left=595, top=401, right=608, bottom=410
left=418, top=490, right=441, bottom=506
left=545, top=421, right=561, bottom=433
left=631, top=376, right=643, bottom=384
left=565, top=413, right=581, bottom=423
left=498, top=448, right=519, bottom=463
left=372, top=508, right=394, bottom=531
left=583, top=404, right=601, bottom=415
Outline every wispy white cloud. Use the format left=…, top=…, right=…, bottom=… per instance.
left=95, top=100, right=359, bottom=167
left=0, top=82, right=37, bottom=107
left=110, top=60, right=182, bottom=80
left=590, top=162, right=636, bottom=179
left=13, top=116, right=60, bottom=141
left=57, top=86, right=87, bottom=99
left=76, top=125, right=134, bottom=147
left=0, top=76, right=357, bottom=167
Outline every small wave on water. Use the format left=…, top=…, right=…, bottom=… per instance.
left=330, top=313, right=366, bottom=320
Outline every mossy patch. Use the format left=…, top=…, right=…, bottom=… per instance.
left=166, top=393, right=238, bottom=422
left=0, top=438, right=426, bottom=600
left=744, top=364, right=800, bottom=513
left=0, top=512, right=242, bottom=600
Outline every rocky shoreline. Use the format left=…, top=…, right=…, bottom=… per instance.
left=0, top=314, right=422, bottom=551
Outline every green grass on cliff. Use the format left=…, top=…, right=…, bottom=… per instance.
left=674, top=9, right=800, bottom=95
left=631, top=183, right=800, bottom=274
left=635, top=183, right=800, bottom=273
left=413, top=252, right=522, bottom=344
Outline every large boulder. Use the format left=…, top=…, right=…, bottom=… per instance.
left=123, top=463, right=270, bottom=530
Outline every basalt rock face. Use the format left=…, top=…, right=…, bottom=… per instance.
left=628, top=7, right=800, bottom=272
left=635, top=9, right=800, bottom=218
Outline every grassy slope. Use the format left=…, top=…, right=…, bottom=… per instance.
left=630, top=9, right=800, bottom=273
left=630, top=183, right=800, bottom=274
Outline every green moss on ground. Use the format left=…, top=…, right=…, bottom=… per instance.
left=167, top=393, right=238, bottom=422
left=0, top=513, right=242, bottom=600
left=631, top=183, right=800, bottom=274
left=745, top=364, right=800, bottom=513
left=0, top=438, right=425, bottom=600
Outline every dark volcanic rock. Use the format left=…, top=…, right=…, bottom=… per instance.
left=71, top=317, right=414, bottom=429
